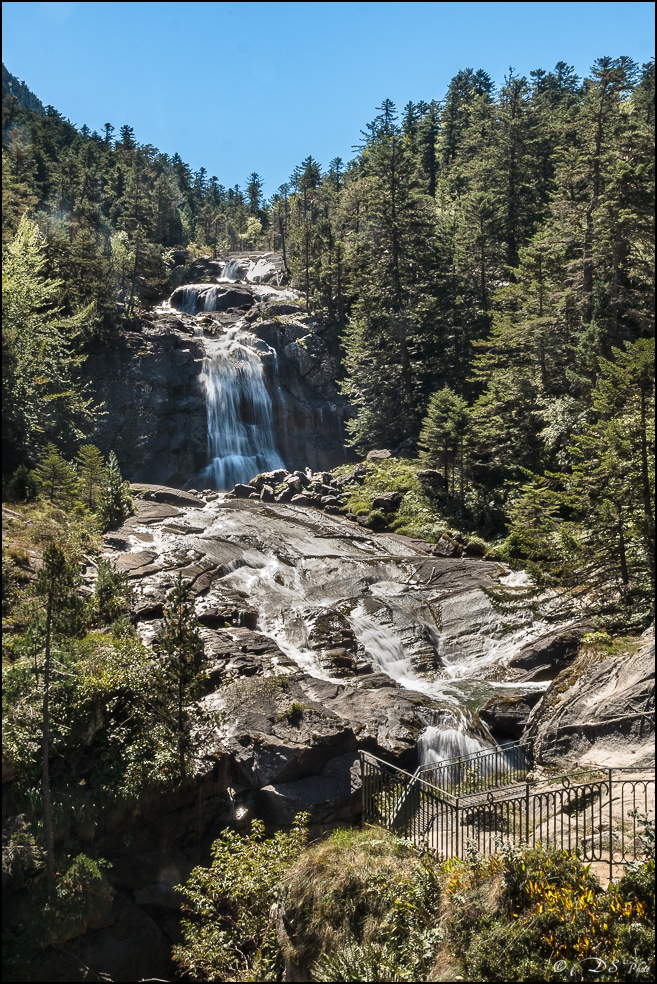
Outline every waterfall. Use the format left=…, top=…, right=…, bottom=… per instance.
left=348, top=614, right=494, bottom=763
left=223, top=258, right=242, bottom=281
left=348, top=616, right=430, bottom=691
left=174, top=287, right=202, bottom=314
left=418, top=724, right=489, bottom=766
left=201, top=328, right=285, bottom=489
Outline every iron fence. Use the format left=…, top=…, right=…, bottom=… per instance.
left=418, top=739, right=534, bottom=797
left=360, top=751, right=655, bottom=878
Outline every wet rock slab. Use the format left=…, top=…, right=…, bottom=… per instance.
left=99, top=491, right=553, bottom=827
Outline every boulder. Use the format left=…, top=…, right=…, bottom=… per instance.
left=291, top=494, right=312, bottom=506
left=524, top=628, right=655, bottom=767
left=464, top=540, right=487, bottom=557
left=431, top=535, right=463, bottom=558
left=372, top=492, right=403, bottom=512
left=169, top=264, right=189, bottom=289
left=251, top=469, right=289, bottom=490
left=233, top=484, right=254, bottom=498
left=417, top=469, right=446, bottom=489
left=366, top=449, right=391, bottom=461
left=262, top=302, right=303, bottom=316
left=392, top=438, right=418, bottom=457
left=479, top=693, right=544, bottom=740
left=33, top=896, right=171, bottom=984
left=285, top=475, right=303, bottom=495
left=260, top=484, right=275, bottom=502
left=131, top=484, right=204, bottom=508
left=260, top=753, right=360, bottom=824
left=283, top=340, right=315, bottom=376
left=507, top=625, right=591, bottom=682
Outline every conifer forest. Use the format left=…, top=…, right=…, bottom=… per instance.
left=2, top=52, right=655, bottom=983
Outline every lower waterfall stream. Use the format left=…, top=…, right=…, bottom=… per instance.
left=134, top=496, right=550, bottom=768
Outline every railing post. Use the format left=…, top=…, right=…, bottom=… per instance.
left=608, top=768, right=613, bottom=884
left=455, top=797, right=459, bottom=859
left=525, top=782, right=530, bottom=846
left=360, top=752, right=365, bottom=826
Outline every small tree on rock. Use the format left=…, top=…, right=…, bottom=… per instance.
left=97, top=451, right=133, bottom=531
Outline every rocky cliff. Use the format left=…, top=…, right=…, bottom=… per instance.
left=84, top=252, right=352, bottom=488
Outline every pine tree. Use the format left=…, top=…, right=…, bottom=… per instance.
left=76, top=444, right=106, bottom=509
left=419, top=387, right=472, bottom=495
left=35, top=444, right=77, bottom=504
left=154, top=574, right=206, bottom=781
left=341, top=101, right=438, bottom=449
left=507, top=338, right=655, bottom=627
left=2, top=217, right=95, bottom=465
left=97, top=451, right=133, bottom=531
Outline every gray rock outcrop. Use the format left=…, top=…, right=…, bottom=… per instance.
left=524, top=627, right=655, bottom=766
left=83, top=306, right=350, bottom=486
left=479, top=692, right=544, bottom=739
left=507, top=624, right=591, bottom=682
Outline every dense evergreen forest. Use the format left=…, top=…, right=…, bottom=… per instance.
left=3, top=56, right=654, bottom=626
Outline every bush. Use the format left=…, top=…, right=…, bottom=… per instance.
left=9, top=464, right=38, bottom=501
left=173, top=814, right=310, bottom=981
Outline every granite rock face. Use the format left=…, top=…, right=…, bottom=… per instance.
left=479, top=692, right=544, bottom=740
left=523, top=627, right=655, bottom=766
left=83, top=297, right=351, bottom=487
left=506, top=624, right=592, bottom=682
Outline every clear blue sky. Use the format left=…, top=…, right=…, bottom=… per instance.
left=2, top=1, right=654, bottom=197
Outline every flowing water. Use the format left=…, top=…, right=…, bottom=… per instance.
left=201, top=328, right=285, bottom=489
left=222, top=258, right=242, bottom=280
left=157, top=267, right=549, bottom=762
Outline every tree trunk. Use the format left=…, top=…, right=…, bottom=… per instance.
left=460, top=435, right=465, bottom=502
left=42, top=595, right=55, bottom=891
left=178, top=670, right=185, bottom=781
left=639, top=385, right=655, bottom=589
left=278, top=215, right=288, bottom=273
left=617, top=505, right=629, bottom=586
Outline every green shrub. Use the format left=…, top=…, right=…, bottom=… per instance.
left=173, top=814, right=310, bottom=981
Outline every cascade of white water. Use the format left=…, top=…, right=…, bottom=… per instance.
left=201, top=328, right=285, bottom=489
left=223, top=258, right=242, bottom=281
left=174, top=287, right=201, bottom=314
left=347, top=614, right=495, bottom=760
left=348, top=616, right=432, bottom=692
left=418, top=724, right=489, bottom=766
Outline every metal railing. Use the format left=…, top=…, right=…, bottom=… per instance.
left=360, top=751, right=655, bottom=878
left=418, top=739, right=534, bottom=797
